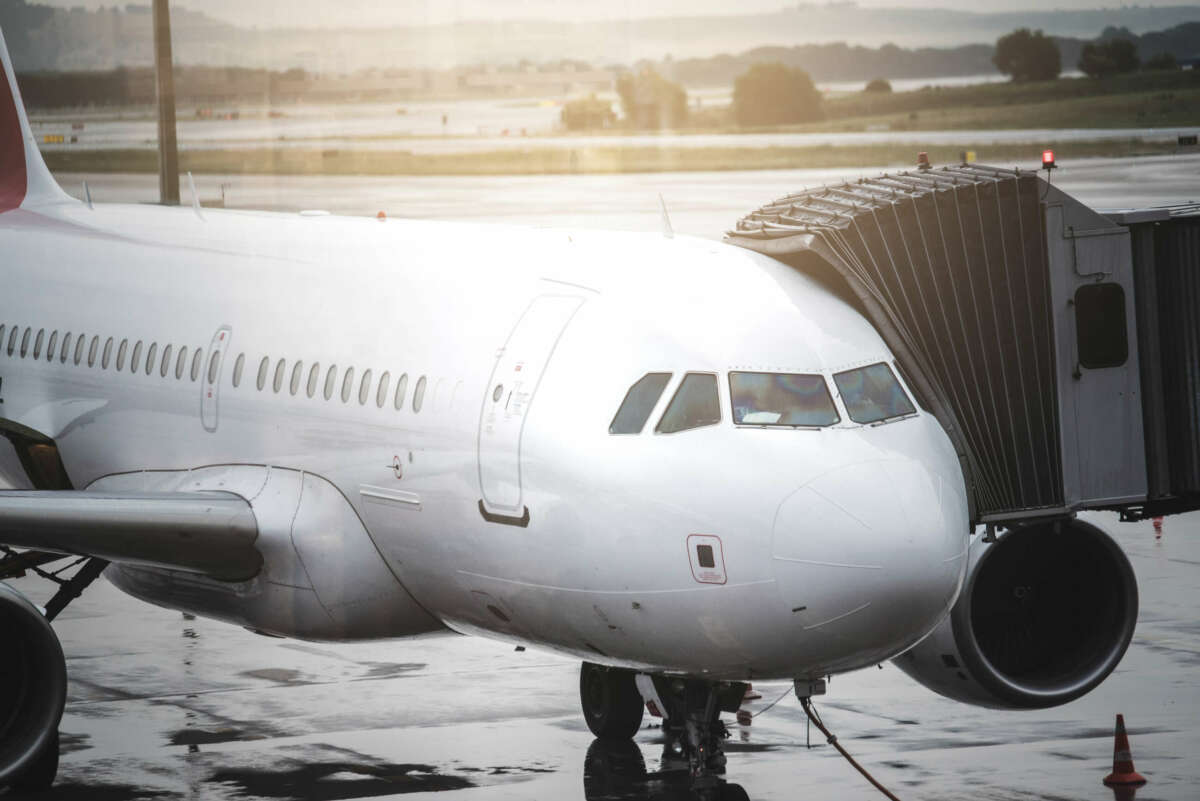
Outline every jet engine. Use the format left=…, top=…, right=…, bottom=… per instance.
left=0, top=582, right=66, bottom=789
left=893, top=518, right=1137, bottom=709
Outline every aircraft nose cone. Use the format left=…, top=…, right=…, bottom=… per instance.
left=772, top=457, right=967, bottom=664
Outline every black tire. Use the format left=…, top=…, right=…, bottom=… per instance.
left=719, top=782, right=751, bottom=801
left=579, top=662, right=644, bottom=740
left=10, top=730, right=59, bottom=793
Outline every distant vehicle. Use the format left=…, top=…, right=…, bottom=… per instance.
left=0, top=26, right=1139, bottom=796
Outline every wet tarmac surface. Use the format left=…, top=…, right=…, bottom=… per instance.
left=6, top=513, right=1199, bottom=801
left=11, top=163, right=1200, bottom=799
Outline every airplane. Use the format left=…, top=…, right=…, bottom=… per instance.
left=0, top=26, right=1140, bottom=798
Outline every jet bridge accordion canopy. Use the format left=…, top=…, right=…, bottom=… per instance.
left=727, top=164, right=1200, bottom=525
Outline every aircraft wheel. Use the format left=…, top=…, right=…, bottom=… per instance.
left=579, top=662, right=644, bottom=740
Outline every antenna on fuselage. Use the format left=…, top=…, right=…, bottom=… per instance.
left=659, top=194, right=674, bottom=240
left=187, top=172, right=204, bottom=219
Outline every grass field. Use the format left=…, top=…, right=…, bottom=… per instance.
left=42, top=138, right=1186, bottom=176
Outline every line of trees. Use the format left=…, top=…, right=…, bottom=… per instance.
left=993, top=25, right=1185, bottom=82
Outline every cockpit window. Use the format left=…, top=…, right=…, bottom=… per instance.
left=656, top=373, right=721, bottom=434
left=729, top=372, right=839, bottom=427
left=610, top=372, right=672, bottom=434
left=833, top=362, right=917, bottom=424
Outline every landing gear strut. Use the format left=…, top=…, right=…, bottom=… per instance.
left=653, top=677, right=745, bottom=781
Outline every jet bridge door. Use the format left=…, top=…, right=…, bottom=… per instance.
left=478, top=294, right=583, bottom=520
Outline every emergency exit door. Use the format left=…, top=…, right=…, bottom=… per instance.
left=478, top=295, right=584, bottom=520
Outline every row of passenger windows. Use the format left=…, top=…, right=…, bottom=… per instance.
left=610, top=362, right=916, bottom=435
left=1, top=323, right=436, bottom=415
left=231, top=353, right=430, bottom=412
left=2, top=323, right=211, bottom=380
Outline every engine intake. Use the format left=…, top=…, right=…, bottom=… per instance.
left=0, top=582, right=66, bottom=787
left=894, top=518, right=1138, bottom=709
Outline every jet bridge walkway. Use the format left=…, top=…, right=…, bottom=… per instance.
left=727, top=164, right=1200, bottom=527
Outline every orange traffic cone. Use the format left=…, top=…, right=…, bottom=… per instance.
left=1103, top=714, right=1147, bottom=787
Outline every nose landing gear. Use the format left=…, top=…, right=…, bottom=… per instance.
left=577, top=663, right=747, bottom=784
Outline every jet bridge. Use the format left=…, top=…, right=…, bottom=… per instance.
left=727, top=164, right=1200, bottom=526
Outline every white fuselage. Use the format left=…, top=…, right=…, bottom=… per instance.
left=0, top=198, right=970, bottom=680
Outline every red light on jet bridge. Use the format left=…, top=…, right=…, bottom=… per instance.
left=1042, top=150, right=1057, bottom=170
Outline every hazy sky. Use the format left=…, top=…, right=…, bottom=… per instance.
left=30, top=0, right=1200, bottom=27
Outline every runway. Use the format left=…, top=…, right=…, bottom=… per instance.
left=12, top=155, right=1200, bottom=800
left=8, top=512, right=1199, bottom=800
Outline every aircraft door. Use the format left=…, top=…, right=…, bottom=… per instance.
left=478, top=295, right=583, bottom=519
left=201, top=325, right=232, bottom=432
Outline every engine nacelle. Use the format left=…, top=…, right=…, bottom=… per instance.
left=893, top=518, right=1137, bottom=709
left=0, top=583, right=66, bottom=787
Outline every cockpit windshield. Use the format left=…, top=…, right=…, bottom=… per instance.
left=729, top=372, right=839, bottom=427
left=832, top=363, right=916, bottom=424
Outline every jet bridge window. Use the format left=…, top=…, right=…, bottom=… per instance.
left=730, top=372, right=839, bottom=427
left=833, top=362, right=916, bottom=425
left=656, top=373, right=721, bottom=434
left=1074, top=283, right=1128, bottom=369
left=610, top=372, right=671, bottom=434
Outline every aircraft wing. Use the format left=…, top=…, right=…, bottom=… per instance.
left=0, top=491, right=261, bottom=581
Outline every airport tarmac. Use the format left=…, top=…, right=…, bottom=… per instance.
left=13, top=156, right=1200, bottom=801
left=54, top=151, right=1200, bottom=239
left=7, top=511, right=1199, bottom=801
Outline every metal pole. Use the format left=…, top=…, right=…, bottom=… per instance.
left=152, top=0, right=179, bottom=205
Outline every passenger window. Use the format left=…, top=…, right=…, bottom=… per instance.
left=394, top=373, right=408, bottom=410
left=160, top=344, right=173, bottom=377
left=75, top=334, right=87, bottom=366
left=657, top=373, right=721, bottom=434
left=33, top=329, right=45, bottom=360
left=359, top=369, right=373, bottom=405
left=256, top=357, right=269, bottom=390
left=1075, top=283, right=1128, bottom=369
left=190, top=348, right=202, bottom=381
left=324, top=365, right=337, bottom=400
left=729, top=372, right=839, bottom=427
left=101, top=337, right=113, bottom=369
left=87, top=335, right=99, bottom=367
left=46, top=331, right=57, bottom=361
left=144, top=342, right=156, bottom=374
left=610, top=372, right=671, bottom=434
left=116, top=339, right=128, bottom=371
left=289, top=360, right=303, bottom=395
left=376, top=371, right=391, bottom=408
left=5, top=325, right=15, bottom=356
left=273, top=359, right=286, bottom=393
left=177, top=346, right=188, bottom=380
left=232, top=353, right=245, bottom=387
left=341, top=367, right=355, bottom=403
left=20, top=328, right=31, bottom=358
left=307, top=363, right=320, bottom=398
left=413, top=375, right=426, bottom=413
left=131, top=340, right=143, bottom=373
left=209, top=350, right=223, bottom=386
left=60, top=332, right=72, bottom=363
left=833, top=363, right=916, bottom=425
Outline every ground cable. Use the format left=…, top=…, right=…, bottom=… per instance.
left=800, top=696, right=903, bottom=801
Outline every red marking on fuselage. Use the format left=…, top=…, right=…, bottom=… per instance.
left=0, top=58, right=28, bottom=213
